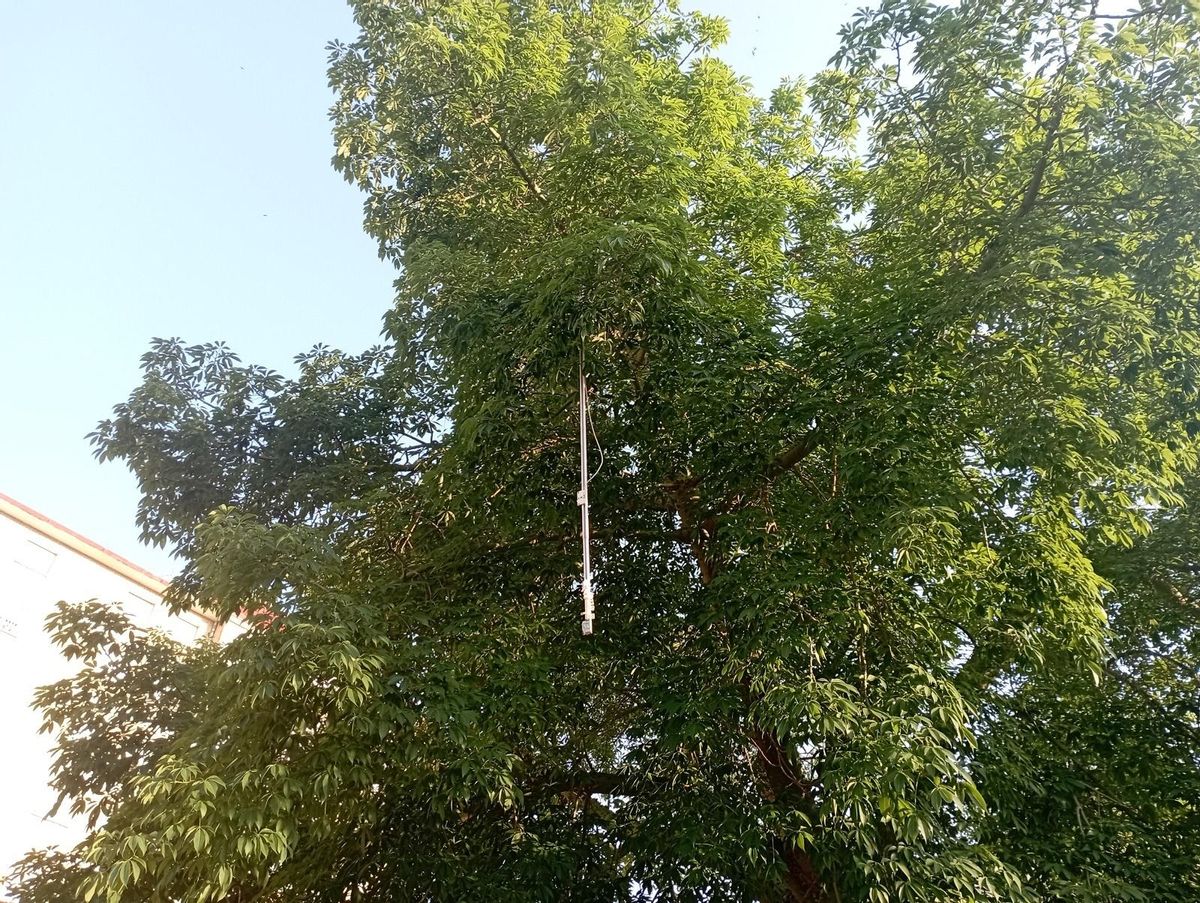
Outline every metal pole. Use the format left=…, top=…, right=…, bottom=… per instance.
left=578, top=351, right=594, bottom=635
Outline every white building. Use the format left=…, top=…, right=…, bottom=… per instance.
left=0, top=492, right=245, bottom=886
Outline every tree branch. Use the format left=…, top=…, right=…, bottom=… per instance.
left=535, top=771, right=634, bottom=799
left=479, top=116, right=546, bottom=203
left=1152, top=575, right=1200, bottom=612
left=975, top=95, right=1066, bottom=276
left=766, top=433, right=821, bottom=483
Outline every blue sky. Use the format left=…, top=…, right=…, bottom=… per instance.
left=0, top=1, right=854, bottom=577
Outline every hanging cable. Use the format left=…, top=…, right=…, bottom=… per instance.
left=578, top=341, right=595, bottom=636
left=585, top=373, right=605, bottom=484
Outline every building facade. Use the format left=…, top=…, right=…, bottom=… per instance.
left=0, top=492, right=244, bottom=886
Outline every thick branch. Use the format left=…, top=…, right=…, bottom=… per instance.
left=535, top=771, right=633, bottom=800
left=1017, top=102, right=1065, bottom=218
left=714, top=432, right=822, bottom=520
left=975, top=97, right=1065, bottom=275
left=766, top=433, right=821, bottom=483
left=751, top=729, right=829, bottom=903
left=1152, top=575, right=1200, bottom=612
left=484, top=121, right=546, bottom=202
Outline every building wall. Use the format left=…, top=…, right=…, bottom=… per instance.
left=0, top=493, right=243, bottom=886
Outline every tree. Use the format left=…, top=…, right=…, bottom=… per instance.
left=8, top=0, right=1200, bottom=900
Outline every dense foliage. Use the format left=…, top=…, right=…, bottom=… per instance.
left=8, top=1, right=1200, bottom=900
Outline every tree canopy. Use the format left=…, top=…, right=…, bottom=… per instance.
left=8, top=1, right=1200, bottom=901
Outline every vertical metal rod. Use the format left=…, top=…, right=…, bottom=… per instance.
left=578, top=350, right=594, bottom=635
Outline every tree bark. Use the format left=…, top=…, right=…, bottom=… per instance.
left=685, top=487, right=831, bottom=903
left=782, top=848, right=829, bottom=903
left=752, top=729, right=831, bottom=903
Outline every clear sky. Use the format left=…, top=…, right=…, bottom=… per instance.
left=0, top=0, right=854, bottom=577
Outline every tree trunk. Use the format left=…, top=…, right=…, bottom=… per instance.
left=752, top=729, right=831, bottom=903
left=782, top=846, right=829, bottom=903
left=688, top=510, right=831, bottom=903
